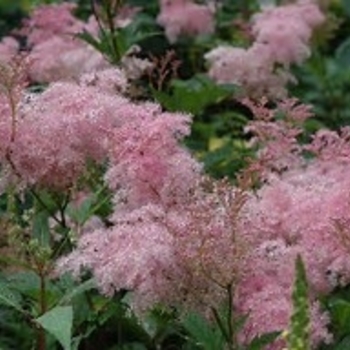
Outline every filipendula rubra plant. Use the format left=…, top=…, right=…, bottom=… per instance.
left=57, top=98, right=339, bottom=349
left=1, top=1, right=350, bottom=350
left=0, top=57, right=200, bottom=349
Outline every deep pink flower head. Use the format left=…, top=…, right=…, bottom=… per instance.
left=157, top=0, right=215, bottom=43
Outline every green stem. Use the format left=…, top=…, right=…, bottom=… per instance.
left=30, top=189, right=65, bottom=228
left=37, top=270, right=47, bottom=350
left=227, top=283, right=238, bottom=350
left=211, top=306, right=230, bottom=344
left=212, top=284, right=237, bottom=350
left=104, top=0, right=121, bottom=62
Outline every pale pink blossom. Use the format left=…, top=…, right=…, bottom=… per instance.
left=205, top=0, right=325, bottom=98
left=205, top=44, right=296, bottom=98
left=20, top=2, right=84, bottom=46
left=114, top=5, right=142, bottom=28
left=252, top=0, right=324, bottom=65
left=56, top=93, right=338, bottom=348
left=0, top=37, right=19, bottom=63
left=243, top=98, right=313, bottom=175
left=0, top=67, right=129, bottom=189
left=121, top=46, right=154, bottom=80
left=157, top=0, right=215, bottom=43
left=28, top=35, right=109, bottom=83
left=18, top=3, right=110, bottom=83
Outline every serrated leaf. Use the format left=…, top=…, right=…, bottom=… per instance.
left=36, top=306, right=73, bottom=350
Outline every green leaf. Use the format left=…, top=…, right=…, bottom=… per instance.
left=182, top=312, right=225, bottom=350
left=327, top=298, right=350, bottom=338
left=58, top=278, right=95, bottom=306
left=335, top=37, right=350, bottom=68
left=342, top=0, right=350, bottom=17
left=0, top=280, right=24, bottom=313
left=66, top=194, right=96, bottom=226
left=6, top=271, right=41, bottom=298
left=153, top=75, right=236, bottom=115
left=77, top=31, right=106, bottom=55
left=66, top=187, right=112, bottom=226
left=248, top=331, right=280, bottom=350
left=77, top=13, right=160, bottom=65
left=333, top=335, right=350, bottom=350
left=119, top=13, right=161, bottom=48
left=36, top=306, right=73, bottom=350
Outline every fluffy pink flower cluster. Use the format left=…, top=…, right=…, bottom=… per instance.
left=14, top=2, right=144, bottom=83
left=0, top=2, right=341, bottom=349
left=0, top=57, right=199, bottom=204
left=0, top=65, right=127, bottom=190
left=232, top=100, right=350, bottom=347
left=205, top=0, right=324, bottom=98
left=252, top=0, right=324, bottom=65
left=20, top=2, right=85, bottom=46
left=56, top=91, right=203, bottom=313
left=19, top=3, right=108, bottom=83
left=157, top=0, right=215, bottom=43
left=28, top=35, right=108, bottom=84
left=57, top=96, right=347, bottom=349
left=243, top=98, right=313, bottom=175
left=237, top=157, right=350, bottom=347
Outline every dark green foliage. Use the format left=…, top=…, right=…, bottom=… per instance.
left=320, top=285, right=350, bottom=350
